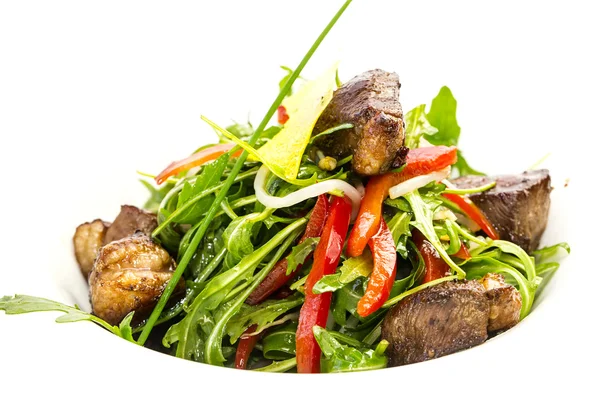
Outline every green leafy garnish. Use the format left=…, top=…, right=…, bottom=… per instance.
left=313, top=250, right=374, bottom=294
left=174, top=153, right=230, bottom=223
left=425, top=86, right=484, bottom=176
left=313, top=326, right=388, bottom=373
left=404, top=190, right=465, bottom=278
left=226, top=293, right=304, bottom=344
left=404, top=104, right=438, bottom=149
left=0, top=295, right=136, bottom=343
left=262, top=322, right=297, bottom=360
left=532, top=242, right=571, bottom=264
left=286, top=237, right=320, bottom=275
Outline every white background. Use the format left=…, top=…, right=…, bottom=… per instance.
left=0, top=1, right=597, bottom=399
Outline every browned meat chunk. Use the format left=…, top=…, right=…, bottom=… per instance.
left=452, top=169, right=551, bottom=253
left=89, top=234, right=184, bottom=325
left=382, top=278, right=522, bottom=366
left=480, top=273, right=521, bottom=333
left=382, top=280, right=490, bottom=366
left=312, top=69, right=406, bottom=175
left=103, top=205, right=158, bottom=245
left=73, top=219, right=110, bottom=276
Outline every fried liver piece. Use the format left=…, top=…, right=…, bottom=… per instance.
left=103, top=205, right=158, bottom=245
left=480, top=273, right=521, bottom=333
left=311, top=69, right=407, bottom=175
left=451, top=169, right=551, bottom=253
left=382, top=280, right=490, bottom=367
left=382, top=278, right=522, bottom=367
left=73, top=219, right=110, bottom=276
left=89, top=234, right=184, bottom=325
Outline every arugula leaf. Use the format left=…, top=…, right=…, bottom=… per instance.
left=226, top=293, right=304, bottom=344
left=226, top=121, right=253, bottom=139
left=313, top=251, right=374, bottom=294
left=384, top=197, right=411, bottom=212
left=332, top=278, right=366, bottom=325
left=313, top=326, right=388, bottom=373
left=532, top=242, right=571, bottom=264
left=174, top=153, right=230, bottom=224
left=0, top=295, right=136, bottom=343
left=404, top=104, right=438, bottom=149
left=204, top=226, right=303, bottom=365
left=172, top=218, right=307, bottom=362
left=254, top=357, right=298, bottom=373
left=222, top=212, right=264, bottom=263
left=425, top=86, right=484, bottom=176
left=140, top=180, right=173, bottom=214
left=386, top=211, right=412, bottom=257
left=262, top=322, right=297, bottom=360
left=286, top=237, right=320, bottom=275
left=404, top=190, right=465, bottom=278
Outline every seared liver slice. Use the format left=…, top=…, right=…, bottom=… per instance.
left=451, top=169, right=551, bottom=253
left=480, top=273, right=521, bottom=333
left=382, top=280, right=490, bottom=366
left=311, top=69, right=407, bottom=175
left=103, top=205, right=158, bottom=245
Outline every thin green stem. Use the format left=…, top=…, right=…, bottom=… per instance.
left=137, top=0, right=353, bottom=345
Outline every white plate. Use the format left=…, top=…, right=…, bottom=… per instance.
left=0, top=1, right=597, bottom=399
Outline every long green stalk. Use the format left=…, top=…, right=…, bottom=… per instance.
left=138, top=0, right=353, bottom=345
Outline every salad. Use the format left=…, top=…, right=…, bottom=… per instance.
left=0, top=0, right=569, bottom=373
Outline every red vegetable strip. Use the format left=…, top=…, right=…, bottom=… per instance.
left=277, top=105, right=290, bottom=125
left=155, top=143, right=242, bottom=185
left=296, top=196, right=352, bottom=373
left=453, top=242, right=472, bottom=260
left=442, top=193, right=499, bottom=240
left=347, top=146, right=458, bottom=257
left=234, top=325, right=261, bottom=370
left=246, top=194, right=329, bottom=305
left=412, top=229, right=451, bottom=283
left=357, top=219, right=397, bottom=317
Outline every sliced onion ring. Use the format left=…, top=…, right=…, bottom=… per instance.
left=254, top=165, right=362, bottom=220
left=388, top=166, right=451, bottom=199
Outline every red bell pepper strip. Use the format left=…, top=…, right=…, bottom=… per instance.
left=347, top=146, right=458, bottom=257
left=246, top=194, right=329, bottom=305
left=234, top=325, right=261, bottom=370
left=296, top=196, right=352, bottom=373
left=277, top=105, right=290, bottom=124
left=442, top=193, right=499, bottom=240
left=453, top=242, right=472, bottom=260
left=356, top=219, right=397, bottom=317
left=412, top=229, right=450, bottom=283
left=154, top=143, right=242, bottom=185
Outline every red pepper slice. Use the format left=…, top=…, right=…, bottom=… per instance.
left=234, top=325, right=261, bottom=370
left=347, top=146, right=458, bottom=257
left=412, top=229, right=450, bottom=283
left=442, top=193, right=499, bottom=240
left=356, top=219, right=397, bottom=317
left=155, top=143, right=242, bottom=185
left=296, top=196, right=352, bottom=373
left=277, top=105, right=290, bottom=125
left=453, top=242, right=472, bottom=260
left=246, top=194, right=329, bottom=305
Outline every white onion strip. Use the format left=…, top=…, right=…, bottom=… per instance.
left=388, top=167, right=451, bottom=199
left=254, top=165, right=362, bottom=220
